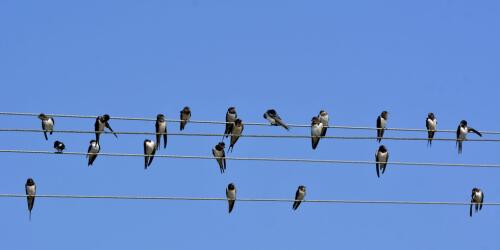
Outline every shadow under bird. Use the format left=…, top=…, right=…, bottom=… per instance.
left=143, top=139, right=156, bottom=169
left=292, top=185, right=306, bottom=211
left=224, top=107, right=237, bottom=139
left=179, top=106, right=191, bottom=131
left=212, top=142, right=226, bottom=173
left=25, top=178, right=36, bottom=221
left=375, top=145, right=389, bottom=178
left=456, top=120, right=482, bottom=154
left=228, top=119, right=244, bottom=153
left=376, top=111, right=388, bottom=143
left=425, top=113, right=437, bottom=146
left=38, top=113, right=54, bottom=140
left=87, top=140, right=100, bottom=166
left=318, top=110, right=329, bottom=136
left=226, top=183, right=236, bottom=214
left=470, top=187, right=484, bottom=217
left=155, top=114, right=167, bottom=150
left=263, top=109, right=289, bottom=130
left=311, top=116, right=323, bottom=150
left=94, top=114, right=118, bottom=143
left=53, top=140, right=65, bottom=153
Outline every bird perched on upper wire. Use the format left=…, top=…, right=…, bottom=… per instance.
left=155, top=114, right=167, bottom=150
left=94, top=114, right=118, bottom=143
left=376, top=111, right=388, bottom=143
left=263, top=109, right=289, bottom=130
left=318, top=110, right=329, bottom=136
left=180, top=106, right=191, bottom=131
left=38, top=113, right=54, bottom=140
left=425, top=112, right=437, bottom=146
left=310, top=116, right=323, bottom=150
left=456, top=120, right=482, bottom=154
left=223, top=107, right=237, bottom=139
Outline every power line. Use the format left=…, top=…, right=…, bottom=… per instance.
left=1, top=149, right=499, bottom=169
left=2, top=111, right=499, bottom=135
left=0, top=194, right=495, bottom=206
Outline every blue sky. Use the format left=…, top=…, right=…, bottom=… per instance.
left=1, top=1, right=500, bottom=249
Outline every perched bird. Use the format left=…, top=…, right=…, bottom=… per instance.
left=311, top=116, right=323, bottom=150
left=228, top=119, right=244, bottom=153
left=53, top=140, right=65, bottom=153
left=224, top=107, right=237, bottom=139
left=143, top=139, right=156, bottom=169
left=179, top=106, right=191, bottom=131
left=94, top=114, right=118, bottom=143
left=375, top=145, right=389, bottom=178
left=87, top=140, right=100, bottom=166
left=226, top=183, right=237, bottom=214
left=38, top=113, right=54, bottom=140
left=292, top=185, right=306, bottom=211
left=155, top=114, right=167, bottom=149
left=318, top=110, right=329, bottom=136
left=425, top=113, right=437, bottom=146
left=456, top=120, right=482, bottom=154
left=470, top=188, right=484, bottom=217
left=25, top=178, right=36, bottom=221
left=212, top=142, right=226, bottom=173
left=376, top=111, right=388, bottom=143
left=263, top=109, right=289, bottom=130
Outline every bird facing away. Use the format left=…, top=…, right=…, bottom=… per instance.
left=375, top=145, right=389, bottom=178
left=228, top=119, right=244, bottom=153
left=143, top=139, right=156, bottom=169
left=224, top=107, right=237, bottom=139
left=38, top=113, right=54, bottom=140
left=94, top=114, right=118, bottom=143
left=180, top=106, right=191, bottom=131
left=155, top=114, right=167, bottom=149
left=226, top=183, right=237, bottom=214
left=456, top=120, right=482, bottom=154
left=425, top=113, right=437, bottom=146
left=311, top=116, right=324, bottom=150
left=53, top=140, right=65, bottom=153
left=87, top=140, right=100, bottom=167
left=263, top=109, right=289, bottom=130
left=212, top=142, right=226, bottom=173
left=292, top=185, right=306, bottom=211
left=376, top=111, right=388, bottom=143
left=318, top=110, right=329, bottom=137
left=25, top=178, right=36, bottom=221
left=470, top=188, right=484, bottom=217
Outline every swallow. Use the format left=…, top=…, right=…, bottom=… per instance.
left=426, top=113, right=437, bottom=146
left=375, top=145, right=389, bottom=178
left=470, top=187, right=484, bottom=217
left=94, top=114, right=118, bottom=143
left=25, top=178, right=36, bottom=221
left=87, top=140, right=100, bottom=166
left=226, top=183, right=236, bottom=214
left=311, top=117, right=323, bottom=150
left=318, top=110, right=329, bottom=136
left=228, top=119, right=244, bottom=153
left=293, top=185, right=306, bottom=211
left=38, top=113, right=54, bottom=140
left=376, top=111, right=388, bottom=143
left=143, top=139, right=156, bottom=169
left=180, top=106, right=191, bottom=131
left=263, top=109, right=289, bottom=130
left=53, top=140, right=65, bottom=153
left=212, top=142, right=226, bottom=173
left=224, top=107, right=237, bottom=139
left=155, top=114, right=167, bottom=149
left=456, top=120, right=482, bottom=154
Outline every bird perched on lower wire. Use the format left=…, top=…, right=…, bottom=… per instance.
left=212, top=142, right=226, bottom=173
left=155, top=114, right=167, bottom=150
left=226, top=183, right=237, bottom=214
left=38, top=113, right=54, bottom=140
left=263, top=109, right=289, bottom=130
left=292, top=185, right=306, bottom=211
left=376, top=111, right=388, bottom=143
left=94, top=114, right=118, bottom=143
left=53, top=140, right=65, bottom=153
left=224, top=107, right=237, bottom=139
left=143, top=139, right=156, bottom=169
left=425, top=113, right=437, bottom=146
left=228, top=119, right=244, bottom=153
left=456, top=120, right=482, bottom=154
left=375, top=145, right=389, bottom=178
left=311, top=116, right=323, bottom=150
left=87, top=140, right=100, bottom=166
left=318, top=110, right=329, bottom=136
left=25, top=178, right=36, bottom=221
left=470, top=187, right=484, bottom=217
left=180, top=106, right=191, bottom=131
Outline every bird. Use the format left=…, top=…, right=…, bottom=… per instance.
left=376, top=111, right=388, bottom=143
left=94, top=114, right=118, bottom=143
left=155, top=114, right=167, bottom=150
left=143, top=139, right=156, bottom=169
left=318, top=110, right=329, bottom=136
left=212, top=142, right=226, bottom=173
left=228, top=119, right=244, bottom=153
left=180, top=106, right=191, bottom=131
left=224, top=107, right=237, bottom=139
left=293, top=185, right=306, bottom=211
left=87, top=140, right=100, bottom=166
left=456, top=120, right=482, bottom=154
left=426, top=113, right=437, bottom=146
left=53, top=140, right=65, bottom=153
left=470, top=188, right=484, bottom=217
left=226, top=183, right=236, bottom=214
left=375, top=145, right=389, bottom=178
left=311, top=116, right=323, bottom=150
left=38, top=113, right=54, bottom=140
left=25, top=178, right=36, bottom=221
left=263, top=109, right=289, bottom=130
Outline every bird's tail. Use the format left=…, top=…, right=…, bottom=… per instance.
left=43, top=132, right=48, bottom=140
left=457, top=141, right=463, bottom=154
left=29, top=211, right=32, bottom=221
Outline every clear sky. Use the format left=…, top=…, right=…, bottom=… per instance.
left=1, top=1, right=500, bottom=249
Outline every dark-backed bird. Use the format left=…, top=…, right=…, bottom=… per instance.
left=456, top=120, right=482, bottom=154
left=376, top=111, right=388, bottom=143
left=226, top=183, right=236, bottom=214
left=311, top=116, right=323, bottom=150
left=94, top=114, right=118, bottom=143
left=87, top=140, right=100, bottom=166
left=426, top=113, right=437, bottom=146
left=180, top=106, right=191, bottom=131
left=38, top=113, right=54, bottom=140
left=53, top=140, right=65, bottom=153
left=212, top=142, right=226, bottom=173
left=263, top=109, right=289, bottom=130
left=25, top=178, right=36, bottom=221
left=292, top=185, right=306, bottom=211
left=470, top=188, right=484, bottom=217
left=224, top=107, right=237, bottom=139
left=375, top=145, right=389, bottom=178
left=143, top=139, right=156, bottom=169
left=155, top=114, right=167, bottom=149
left=228, top=119, right=244, bottom=153
left=318, top=110, right=329, bottom=136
